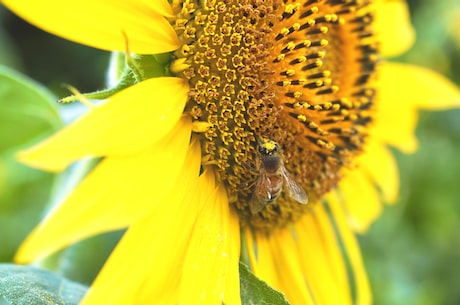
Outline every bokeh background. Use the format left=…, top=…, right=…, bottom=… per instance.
left=0, top=1, right=459, bottom=304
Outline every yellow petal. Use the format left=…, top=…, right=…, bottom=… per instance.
left=376, top=62, right=460, bottom=153
left=151, top=0, right=176, bottom=17
left=18, top=77, right=189, bottom=172
left=15, top=116, right=192, bottom=263
left=243, top=229, right=260, bottom=274
left=81, top=140, right=202, bottom=305
left=372, top=96, right=419, bottom=153
left=267, top=229, right=316, bottom=305
left=360, top=141, right=400, bottom=204
left=1, top=0, right=180, bottom=54
left=295, top=207, right=352, bottom=305
left=379, top=62, right=460, bottom=110
left=327, top=195, right=372, bottom=305
left=246, top=232, right=282, bottom=292
left=336, top=167, right=382, bottom=233
left=223, top=208, right=242, bottom=305
left=178, top=174, right=241, bottom=305
left=248, top=229, right=315, bottom=305
left=373, top=1, right=415, bottom=57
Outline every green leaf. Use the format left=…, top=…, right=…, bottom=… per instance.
left=239, top=262, right=291, bottom=305
left=0, top=65, right=61, bottom=152
left=0, top=264, right=87, bottom=305
left=0, top=66, right=62, bottom=261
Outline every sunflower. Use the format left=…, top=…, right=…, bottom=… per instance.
left=2, top=0, right=460, bottom=304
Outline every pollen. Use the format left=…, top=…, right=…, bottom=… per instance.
left=172, top=0, right=377, bottom=231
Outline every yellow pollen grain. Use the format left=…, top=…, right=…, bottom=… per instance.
left=297, top=56, right=307, bottom=63
left=281, top=80, right=291, bottom=87
left=280, top=27, right=290, bottom=37
left=292, top=23, right=301, bottom=31
left=303, top=39, right=312, bottom=47
left=276, top=54, right=285, bottom=62
left=340, top=98, right=352, bottom=108
left=286, top=41, right=296, bottom=51
left=285, top=3, right=300, bottom=14
left=297, top=114, right=307, bottom=122
left=332, top=104, right=341, bottom=111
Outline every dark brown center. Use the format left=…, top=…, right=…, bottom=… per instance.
left=171, top=0, right=377, bottom=231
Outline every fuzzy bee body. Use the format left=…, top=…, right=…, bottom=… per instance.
left=250, top=139, right=308, bottom=214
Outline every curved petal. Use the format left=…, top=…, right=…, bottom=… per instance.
left=376, top=62, right=460, bottom=153
left=379, top=62, right=460, bottom=109
left=178, top=177, right=241, bottom=305
left=79, top=139, right=202, bottom=305
left=246, top=231, right=282, bottom=293
left=18, top=77, right=189, bottom=172
left=223, top=208, right=242, bottom=305
left=336, top=167, right=382, bottom=233
left=249, top=230, right=315, bottom=305
left=267, top=230, right=316, bottom=305
left=372, top=99, right=419, bottom=153
left=15, top=117, right=192, bottom=264
left=327, top=195, right=372, bottom=305
left=2, top=0, right=180, bottom=54
left=295, top=207, right=352, bottom=305
left=373, top=1, right=415, bottom=57
left=360, top=140, right=399, bottom=204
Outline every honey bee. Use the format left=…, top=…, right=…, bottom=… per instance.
left=250, top=138, right=308, bottom=214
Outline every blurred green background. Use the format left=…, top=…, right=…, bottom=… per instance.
left=0, top=0, right=459, bottom=304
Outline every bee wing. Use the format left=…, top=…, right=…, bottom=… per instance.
left=281, top=166, right=308, bottom=204
left=250, top=171, right=272, bottom=214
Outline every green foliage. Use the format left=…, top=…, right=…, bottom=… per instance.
left=53, top=231, right=124, bottom=286
left=361, top=109, right=460, bottom=305
left=0, top=66, right=61, bottom=150
left=0, top=66, right=62, bottom=262
left=0, top=264, right=87, bottom=305
left=239, top=263, right=291, bottom=305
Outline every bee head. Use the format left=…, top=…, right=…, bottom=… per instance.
left=258, top=139, right=280, bottom=156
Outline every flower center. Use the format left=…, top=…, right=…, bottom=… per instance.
left=171, top=0, right=377, bottom=231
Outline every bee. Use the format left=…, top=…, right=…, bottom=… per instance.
left=250, top=138, right=308, bottom=214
